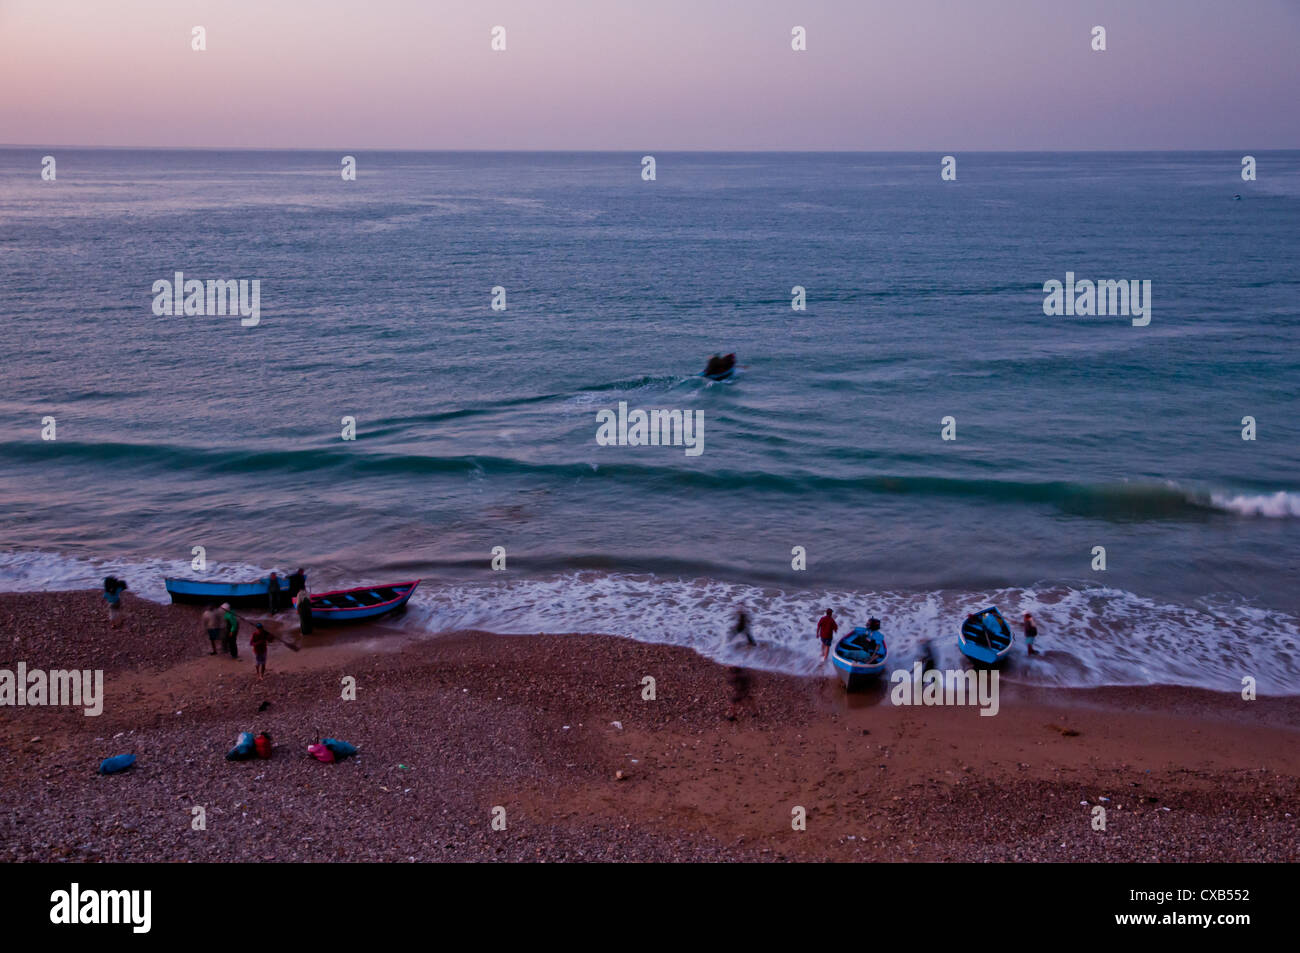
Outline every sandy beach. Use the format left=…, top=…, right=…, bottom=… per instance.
left=1, top=589, right=1296, bottom=863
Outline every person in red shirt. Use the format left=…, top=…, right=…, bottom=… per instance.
left=815, top=609, right=838, bottom=663
left=250, top=623, right=271, bottom=680
left=1023, top=612, right=1039, bottom=655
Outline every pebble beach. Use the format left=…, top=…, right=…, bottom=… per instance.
left=1, top=590, right=1296, bottom=863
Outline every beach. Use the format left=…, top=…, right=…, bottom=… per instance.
left=2, top=589, right=1296, bottom=863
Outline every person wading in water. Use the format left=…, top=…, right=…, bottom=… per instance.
left=1023, top=612, right=1040, bottom=655
left=815, top=608, right=838, bottom=663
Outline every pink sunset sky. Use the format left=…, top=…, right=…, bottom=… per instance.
left=2, top=0, right=1297, bottom=150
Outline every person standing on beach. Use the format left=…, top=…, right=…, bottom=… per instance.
left=287, top=567, right=306, bottom=600
left=250, top=623, right=270, bottom=680
left=103, top=577, right=127, bottom=630
left=296, top=587, right=313, bottom=636
left=815, top=609, right=838, bottom=663
left=201, top=604, right=223, bottom=655
left=221, top=603, right=240, bottom=659
left=1023, top=612, right=1039, bottom=655
left=267, top=572, right=282, bottom=614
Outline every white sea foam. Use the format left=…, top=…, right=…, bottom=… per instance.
left=1210, top=491, right=1300, bottom=518
left=400, top=573, right=1300, bottom=695
left=0, top=551, right=278, bottom=604
left=2, top=552, right=1297, bottom=694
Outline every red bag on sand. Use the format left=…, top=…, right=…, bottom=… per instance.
left=307, top=743, right=334, bottom=763
left=254, top=733, right=272, bottom=759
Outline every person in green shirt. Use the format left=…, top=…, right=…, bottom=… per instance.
left=221, top=603, right=240, bottom=658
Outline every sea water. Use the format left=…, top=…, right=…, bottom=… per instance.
left=1, top=150, right=1297, bottom=691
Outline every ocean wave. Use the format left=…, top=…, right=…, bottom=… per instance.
left=0, top=552, right=1297, bottom=694
left=4, top=437, right=1291, bottom=523
left=1210, top=491, right=1300, bottom=518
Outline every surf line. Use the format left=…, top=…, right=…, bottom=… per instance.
left=595, top=401, right=704, bottom=457
left=1042, top=271, right=1151, bottom=326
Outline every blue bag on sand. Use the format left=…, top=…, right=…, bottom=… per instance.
left=99, top=754, right=135, bottom=774
left=322, top=738, right=357, bottom=760
left=225, top=732, right=257, bottom=761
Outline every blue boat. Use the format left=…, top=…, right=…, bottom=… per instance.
left=958, top=606, right=1015, bottom=666
left=164, top=575, right=289, bottom=608
left=831, top=623, right=888, bottom=690
left=306, top=580, right=420, bottom=624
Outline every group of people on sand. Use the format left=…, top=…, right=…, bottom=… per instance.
left=195, top=568, right=312, bottom=681
left=200, top=603, right=242, bottom=658
left=263, top=568, right=308, bottom=616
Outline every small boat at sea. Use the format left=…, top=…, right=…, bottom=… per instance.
left=305, top=580, right=420, bottom=623
left=831, top=623, right=888, bottom=690
left=164, top=575, right=288, bottom=608
left=700, top=353, right=738, bottom=381
left=958, top=606, right=1015, bottom=666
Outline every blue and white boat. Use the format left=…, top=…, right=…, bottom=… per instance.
left=831, top=624, right=888, bottom=690
left=305, top=580, right=420, bottom=624
left=958, top=606, right=1015, bottom=666
left=164, top=575, right=289, bottom=608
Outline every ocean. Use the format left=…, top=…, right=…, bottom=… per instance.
left=1, top=149, right=1297, bottom=692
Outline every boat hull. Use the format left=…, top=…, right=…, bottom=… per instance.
left=831, top=628, right=888, bottom=691
left=958, top=606, right=1015, bottom=667
left=164, top=576, right=288, bottom=608
left=306, top=580, right=420, bottom=624
left=834, top=664, right=885, bottom=691
left=957, top=641, right=1011, bottom=666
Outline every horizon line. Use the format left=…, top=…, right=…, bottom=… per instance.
left=3, top=145, right=1295, bottom=154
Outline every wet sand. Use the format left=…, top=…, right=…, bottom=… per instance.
left=1, top=590, right=1296, bottom=862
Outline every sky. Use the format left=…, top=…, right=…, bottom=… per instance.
left=1, top=0, right=1298, bottom=150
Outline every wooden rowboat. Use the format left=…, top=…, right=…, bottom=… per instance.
left=831, top=625, right=889, bottom=690
left=958, top=606, right=1015, bottom=666
left=305, top=580, right=420, bottom=623
left=164, top=575, right=289, bottom=608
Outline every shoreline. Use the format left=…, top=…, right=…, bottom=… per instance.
left=1, top=590, right=1296, bottom=862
